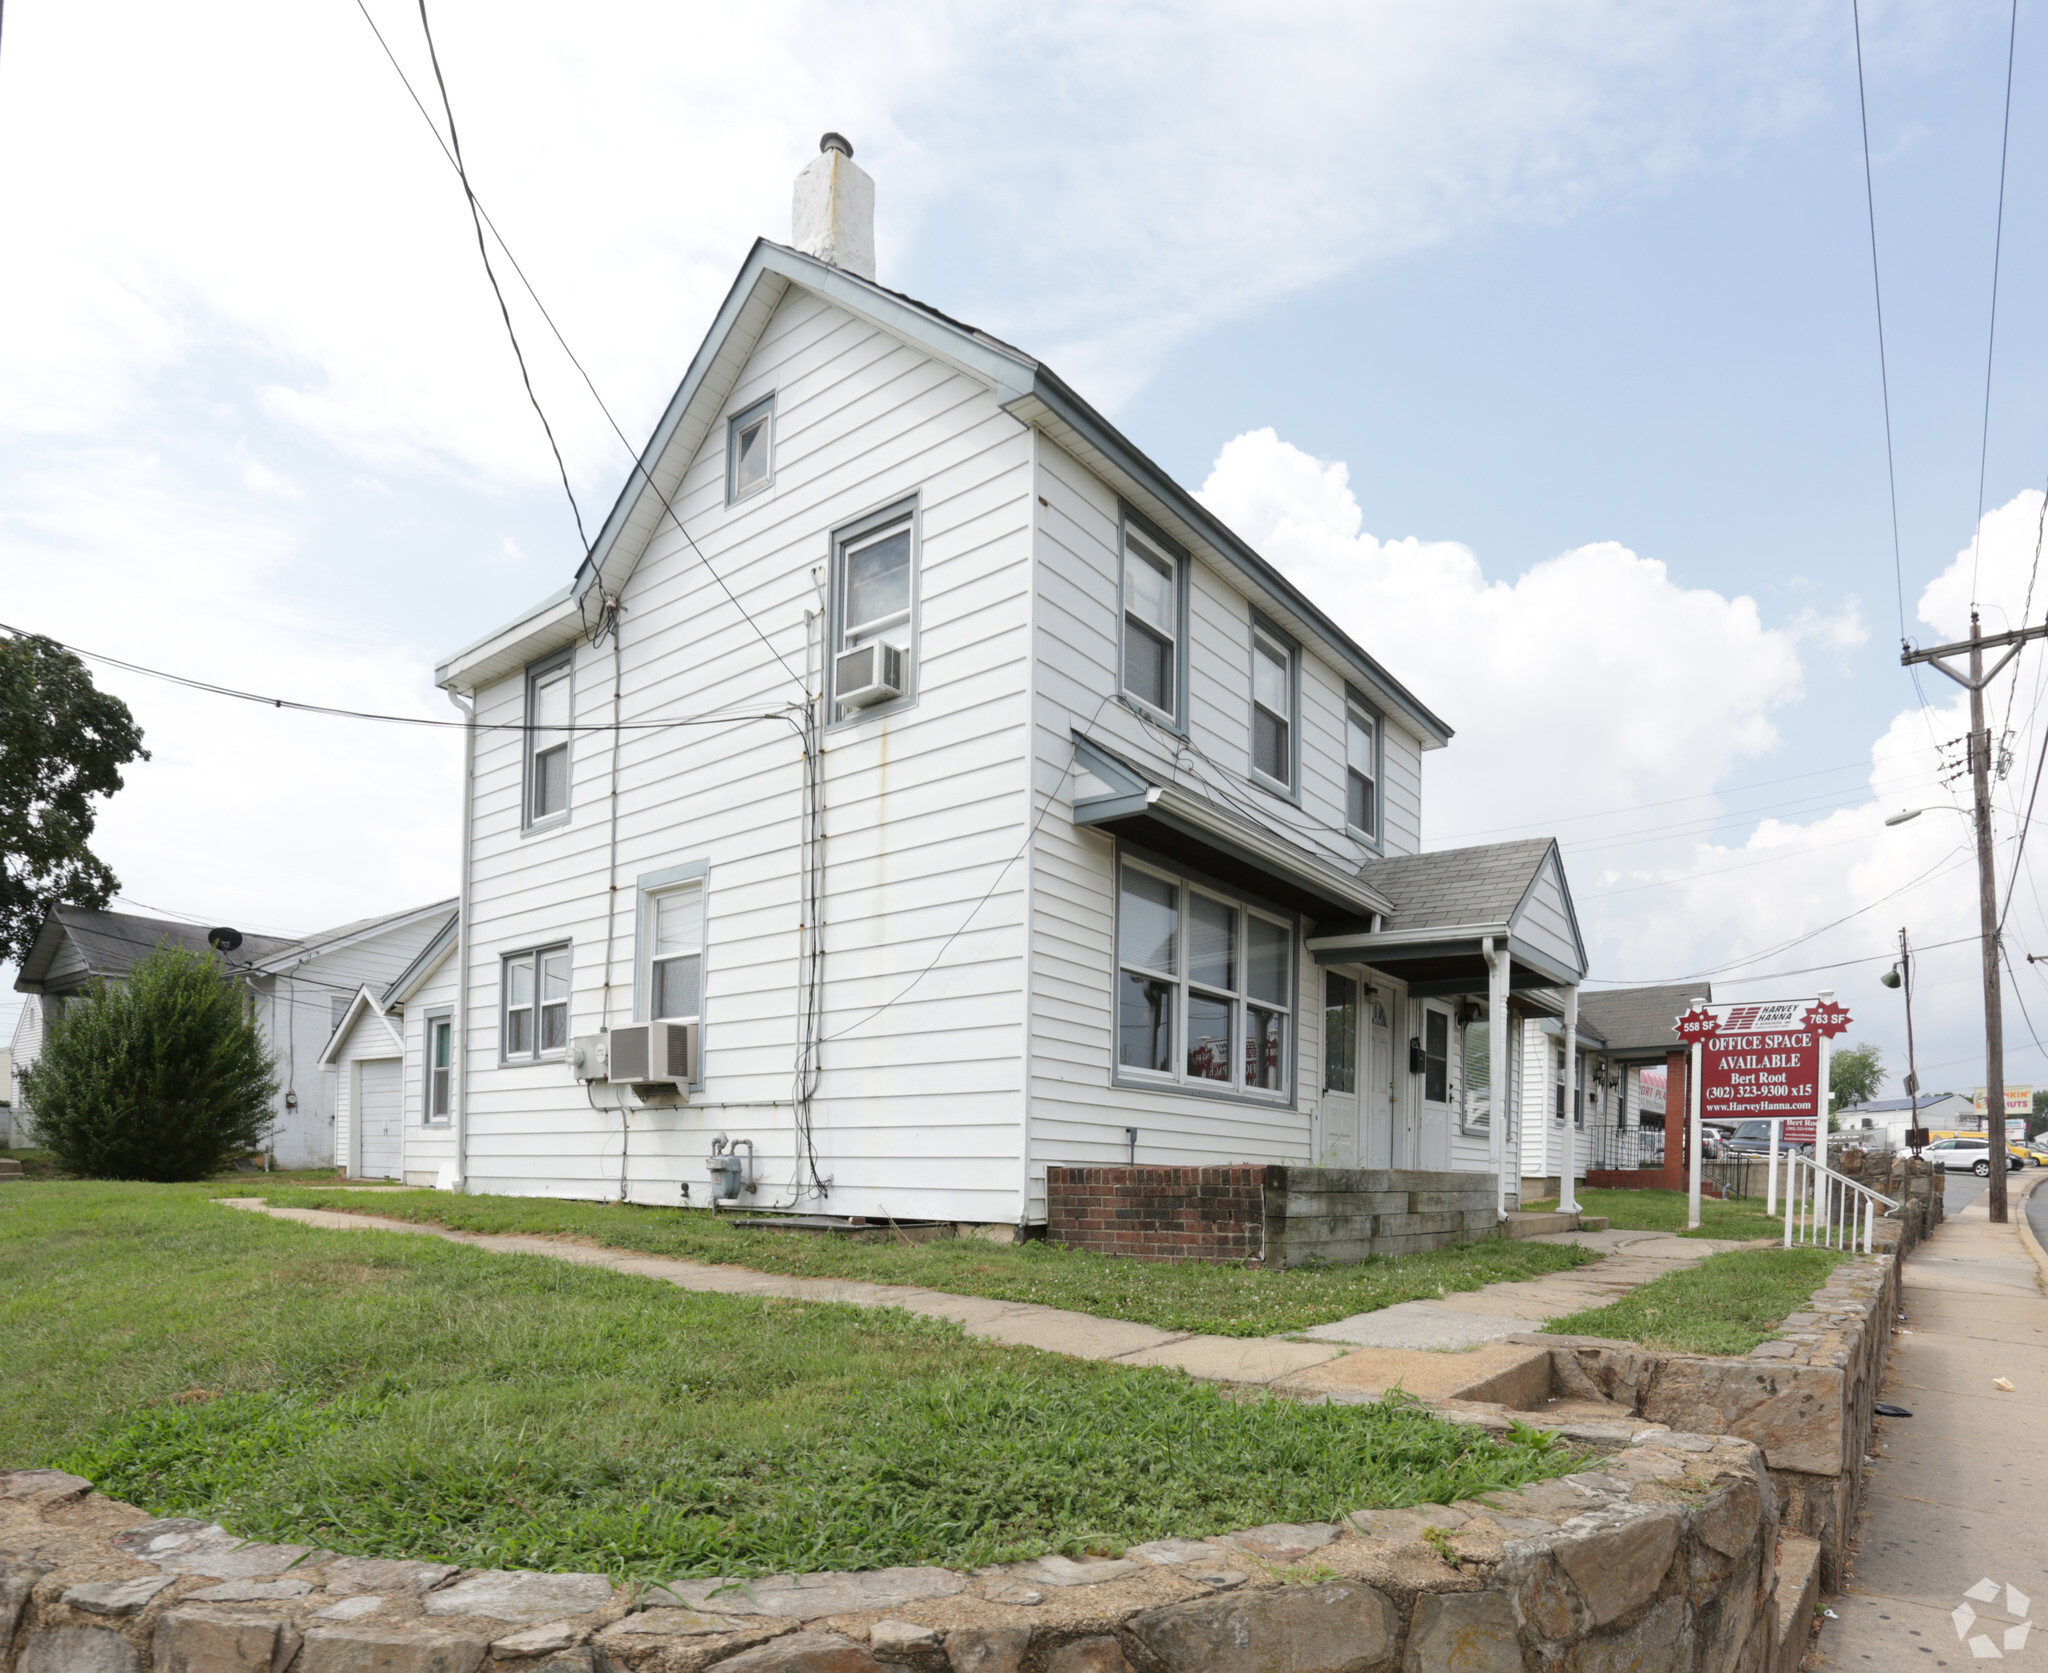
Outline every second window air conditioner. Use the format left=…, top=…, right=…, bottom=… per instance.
left=835, top=641, right=906, bottom=709
left=607, top=1019, right=697, bottom=1086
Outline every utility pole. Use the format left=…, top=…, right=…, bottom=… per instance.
left=1901, top=611, right=2048, bottom=1224
left=1887, top=927, right=1924, bottom=1158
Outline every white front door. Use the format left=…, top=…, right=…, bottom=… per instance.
left=1320, top=968, right=1364, bottom=1165
left=356, top=1058, right=402, bottom=1181
left=1417, top=999, right=1455, bottom=1171
left=1366, top=981, right=1403, bottom=1169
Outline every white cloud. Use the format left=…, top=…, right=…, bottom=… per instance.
left=1197, top=427, right=2039, bottom=1095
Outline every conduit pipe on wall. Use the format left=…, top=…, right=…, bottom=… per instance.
left=447, top=688, right=476, bottom=1192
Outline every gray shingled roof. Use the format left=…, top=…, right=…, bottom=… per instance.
left=1575, top=983, right=1716, bottom=1056
left=1353, top=839, right=1554, bottom=933
left=16, top=906, right=302, bottom=991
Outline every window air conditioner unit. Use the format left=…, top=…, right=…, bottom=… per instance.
left=607, top=1019, right=696, bottom=1085
left=835, top=642, right=906, bottom=709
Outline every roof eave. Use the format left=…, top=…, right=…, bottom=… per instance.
left=1011, top=367, right=1454, bottom=749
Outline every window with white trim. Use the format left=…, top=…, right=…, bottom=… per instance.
left=1345, top=699, right=1379, bottom=839
left=1120, top=523, right=1180, bottom=720
left=646, top=885, right=704, bottom=1022
left=502, top=945, right=570, bottom=1060
left=1115, top=858, right=1292, bottom=1099
left=1250, top=626, right=1295, bottom=791
left=727, top=396, right=774, bottom=503
left=425, top=1014, right=452, bottom=1122
left=525, top=656, right=572, bottom=826
left=829, top=500, right=917, bottom=715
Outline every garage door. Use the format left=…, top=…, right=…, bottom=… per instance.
left=357, top=1058, right=403, bottom=1181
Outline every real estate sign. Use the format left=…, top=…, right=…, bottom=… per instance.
left=1676, top=997, right=1851, bottom=1145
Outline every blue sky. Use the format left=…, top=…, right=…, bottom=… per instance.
left=3, top=0, right=2044, bottom=1094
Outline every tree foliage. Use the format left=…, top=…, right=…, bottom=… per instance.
left=1828, top=1041, right=1887, bottom=1115
left=0, top=633, right=148, bottom=964
left=21, top=946, right=278, bottom=1181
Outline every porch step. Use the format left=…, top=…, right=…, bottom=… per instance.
left=0, top=1158, right=23, bottom=1179
left=1503, top=1210, right=1583, bottom=1238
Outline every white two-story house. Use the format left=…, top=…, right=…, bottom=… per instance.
left=388, top=138, right=1593, bottom=1228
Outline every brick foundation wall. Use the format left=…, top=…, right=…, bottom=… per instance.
left=1045, top=1165, right=1272, bottom=1263
left=1045, top=1165, right=1501, bottom=1267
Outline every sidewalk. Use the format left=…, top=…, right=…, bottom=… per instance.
left=215, top=1198, right=1740, bottom=1388
left=1814, top=1174, right=2048, bottom=1669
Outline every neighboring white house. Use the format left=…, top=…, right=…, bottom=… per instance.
left=392, top=138, right=1594, bottom=1225
left=10, top=901, right=455, bottom=1168
left=322, top=912, right=462, bottom=1186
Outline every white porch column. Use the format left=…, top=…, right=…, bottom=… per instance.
left=1558, top=987, right=1580, bottom=1213
left=1486, top=938, right=1511, bottom=1219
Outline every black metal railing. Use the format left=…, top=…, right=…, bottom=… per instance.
left=1584, top=1124, right=1664, bottom=1173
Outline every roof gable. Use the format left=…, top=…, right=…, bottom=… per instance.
left=319, top=984, right=405, bottom=1066
left=15, top=906, right=299, bottom=993
left=437, top=242, right=1453, bottom=750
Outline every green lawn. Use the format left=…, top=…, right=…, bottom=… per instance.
left=3, top=1182, right=1581, bottom=1579
left=1542, top=1246, right=1846, bottom=1355
left=1526, top=1187, right=1785, bottom=1242
left=244, top=1185, right=1598, bottom=1338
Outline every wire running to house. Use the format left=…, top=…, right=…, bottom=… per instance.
left=347, top=0, right=803, bottom=693
left=411, top=0, right=588, bottom=558
left=1851, top=0, right=1910, bottom=647
left=0, top=622, right=794, bottom=736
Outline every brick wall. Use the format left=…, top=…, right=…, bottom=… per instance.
left=1044, top=1165, right=1501, bottom=1267
left=1045, top=1165, right=1273, bottom=1264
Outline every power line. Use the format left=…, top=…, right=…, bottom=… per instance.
left=411, top=0, right=588, bottom=557
left=0, top=622, right=794, bottom=736
left=1851, top=0, right=1908, bottom=649
left=1970, top=0, right=2023, bottom=609
left=347, top=0, right=803, bottom=694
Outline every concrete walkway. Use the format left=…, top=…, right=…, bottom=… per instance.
left=218, top=1199, right=1749, bottom=1390
left=1815, top=1174, right=2048, bottom=1669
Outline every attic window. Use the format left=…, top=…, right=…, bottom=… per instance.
left=727, top=396, right=775, bottom=503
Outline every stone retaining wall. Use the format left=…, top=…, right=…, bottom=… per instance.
left=1044, top=1166, right=1499, bottom=1267
left=1530, top=1251, right=1898, bottom=1592
left=1, top=1430, right=1795, bottom=1673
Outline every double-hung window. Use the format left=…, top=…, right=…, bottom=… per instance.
left=727, top=395, right=774, bottom=503
left=647, top=885, right=704, bottom=1022
left=1345, top=695, right=1379, bottom=841
left=1115, top=857, right=1293, bottom=1099
left=425, top=1014, right=452, bottom=1122
left=1121, top=522, right=1181, bottom=721
left=1250, top=625, right=1295, bottom=791
left=525, top=655, right=572, bottom=827
left=830, top=500, right=917, bottom=715
left=503, top=946, right=570, bottom=1060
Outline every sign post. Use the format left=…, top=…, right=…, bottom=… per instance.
left=1677, top=1000, right=1717, bottom=1231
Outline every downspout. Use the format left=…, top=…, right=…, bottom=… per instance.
left=447, top=687, right=476, bottom=1192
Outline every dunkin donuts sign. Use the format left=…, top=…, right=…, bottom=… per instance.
left=1673, top=997, right=1850, bottom=1140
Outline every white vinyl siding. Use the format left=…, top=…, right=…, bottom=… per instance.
left=1514, top=852, right=1582, bottom=976
left=452, top=286, right=1035, bottom=1216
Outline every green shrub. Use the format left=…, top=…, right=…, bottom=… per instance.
left=22, top=946, right=277, bottom=1181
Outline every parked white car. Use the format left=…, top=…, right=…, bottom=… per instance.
left=1923, top=1136, right=2023, bottom=1177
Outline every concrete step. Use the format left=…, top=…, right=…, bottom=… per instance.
left=0, top=1158, right=23, bottom=1179
left=1504, top=1210, right=1581, bottom=1238
left=1774, top=1535, right=1822, bottom=1673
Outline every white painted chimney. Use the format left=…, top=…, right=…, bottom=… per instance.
left=792, top=132, right=875, bottom=281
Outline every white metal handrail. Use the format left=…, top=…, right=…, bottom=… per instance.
left=1783, top=1151, right=1899, bottom=1254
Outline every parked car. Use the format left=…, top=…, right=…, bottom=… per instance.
left=1923, top=1136, right=2024, bottom=1176
left=1720, top=1119, right=1813, bottom=1158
